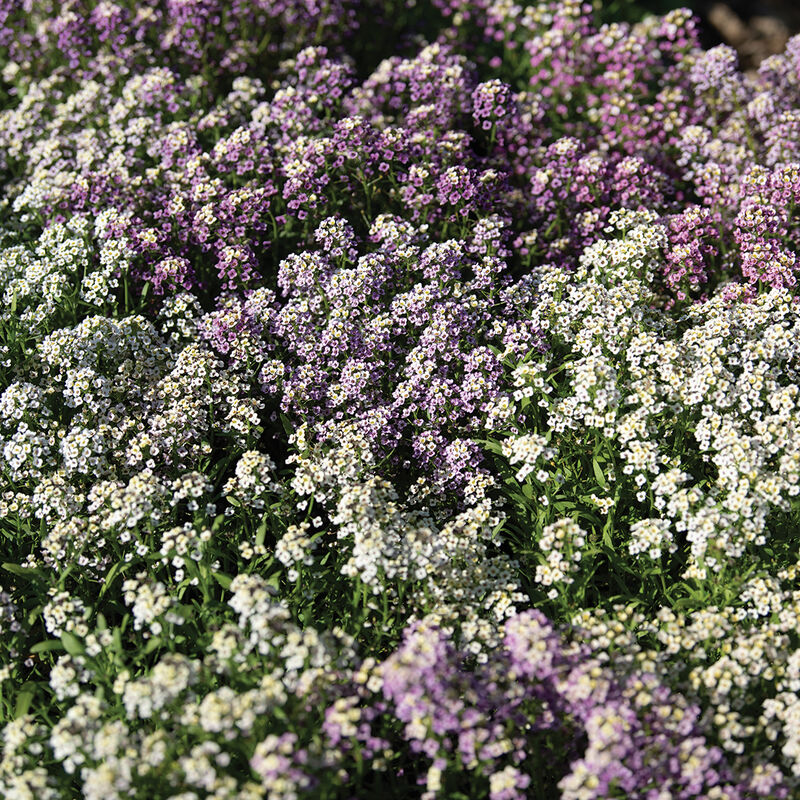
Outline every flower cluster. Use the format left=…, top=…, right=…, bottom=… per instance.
left=2, top=1, right=800, bottom=798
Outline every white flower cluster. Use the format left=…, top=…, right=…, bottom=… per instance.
left=81, top=233, right=127, bottom=306
left=226, top=574, right=354, bottom=688
left=0, top=561, right=371, bottom=800
left=500, top=431, right=555, bottom=482
left=160, top=523, right=212, bottom=582
left=120, top=654, right=200, bottom=719
left=0, top=219, right=91, bottom=334
left=506, top=209, right=800, bottom=576
left=0, top=222, right=272, bottom=586
left=535, top=518, right=586, bottom=597
left=43, top=590, right=89, bottom=638
left=628, top=518, right=674, bottom=560
left=121, top=573, right=183, bottom=636
left=274, top=521, right=317, bottom=581
left=287, top=426, right=525, bottom=654
left=224, top=450, right=282, bottom=510
left=0, top=715, right=59, bottom=799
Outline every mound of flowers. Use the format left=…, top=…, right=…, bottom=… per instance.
left=1, top=1, right=800, bottom=798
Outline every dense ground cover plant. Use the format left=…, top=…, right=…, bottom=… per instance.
left=2, top=0, right=800, bottom=797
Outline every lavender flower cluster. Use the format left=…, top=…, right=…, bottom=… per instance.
left=1, top=1, right=800, bottom=798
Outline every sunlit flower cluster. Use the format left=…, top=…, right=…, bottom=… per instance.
left=1, top=1, right=800, bottom=798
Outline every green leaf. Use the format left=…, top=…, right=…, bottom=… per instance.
left=212, top=513, right=226, bottom=533
left=60, top=632, right=85, bottom=657
left=174, top=604, right=196, bottom=623
left=99, top=561, right=126, bottom=598
left=29, top=639, right=65, bottom=655
left=212, top=571, right=232, bottom=590
left=255, top=520, right=268, bottom=547
left=14, top=685, right=36, bottom=719
left=279, top=413, right=294, bottom=437
left=2, top=562, right=42, bottom=577
left=602, top=526, right=614, bottom=548
left=266, top=572, right=280, bottom=590
left=522, top=483, right=534, bottom=499
left=26, top=604, right=43, bottom=627
left=144, top=637, right=162, bottom=655
left=592, top=458, right=607, bottom=488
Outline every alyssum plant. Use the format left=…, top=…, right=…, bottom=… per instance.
left=0, top=1, right=799, bottom=798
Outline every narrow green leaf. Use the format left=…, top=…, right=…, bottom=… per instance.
left=99, top=561, right=126, bottom=598
left=144, top=637, right=162, bottom=655
left=174, top=603, right=196, bottom=623
left=15, top=689, right=34, bottom=719
left=29, top=639, right=65, bottom=655
left=212, top=513, right=226, bottom=533
left=60, top=632, right=85, bottom=657
left=27, top=604, right=43, bottom=627
left=592, top=458, right=607, bottom=488
left=212, top=571, right=232, bottom=590
left=255, top=520, right=268, bottom=547
left=2, top=563, right=42, bottom=577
